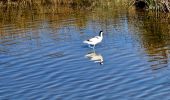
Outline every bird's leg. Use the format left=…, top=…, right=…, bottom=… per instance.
left=89, top=45, right=93, bottom=48
left=88, top=45, right=91, bottom=48
left=93, top=45, right=95, bottom=49
left=93, top=47, right=95, bottom=52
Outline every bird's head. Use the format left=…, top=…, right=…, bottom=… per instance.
left=99, top=31, right=103, bottom=36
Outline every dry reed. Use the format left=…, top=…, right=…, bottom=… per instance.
left=129, top=0, right=170, bottom=12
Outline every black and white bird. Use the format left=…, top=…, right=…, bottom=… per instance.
left=83, top=31, right=103, bottom=48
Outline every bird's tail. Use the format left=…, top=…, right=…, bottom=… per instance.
left=83, top=40, right=89, bottom=44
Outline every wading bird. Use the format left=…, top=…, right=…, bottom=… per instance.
left=83, top=31, right=103, bottom=48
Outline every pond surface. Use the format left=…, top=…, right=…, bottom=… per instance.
left=0, top=2, right=170, bottom=100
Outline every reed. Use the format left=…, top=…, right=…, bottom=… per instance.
left=0, top=0, right=98, bottom=9
left=129, top=0, right=170, bottom=12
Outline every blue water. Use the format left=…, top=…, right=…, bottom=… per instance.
left=0, top=6, right=170, bottom=100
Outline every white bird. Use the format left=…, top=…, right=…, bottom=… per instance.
left=85, top=51, right=104, bottom=65
left=83, top=31, right=103, bottom=48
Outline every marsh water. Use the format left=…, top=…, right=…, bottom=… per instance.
left=0, top=1, right=170, bottom=99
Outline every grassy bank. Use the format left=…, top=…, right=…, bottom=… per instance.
left=1, top=0, right=170, bottom=12
left=130, top=0, right=170, bottom=12
left=0, top=0, right=99, bottom=9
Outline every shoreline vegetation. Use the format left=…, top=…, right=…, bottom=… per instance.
left=0, top=0, right=99, bottom=9
left=130, top=0, right=170, bottom=12
left=0, top=0, right=170, bottom=12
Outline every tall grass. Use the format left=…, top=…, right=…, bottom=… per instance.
left=0, top=0, right=98, bottom=9
left=129, top=0, right=170, bottom=12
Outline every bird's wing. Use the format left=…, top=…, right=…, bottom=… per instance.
left=87, top=36, right=100, bottom=42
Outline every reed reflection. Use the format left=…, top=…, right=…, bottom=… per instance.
left=128, top=9, right=170, bottom=70
left=85, top=50, right=104, bottom=65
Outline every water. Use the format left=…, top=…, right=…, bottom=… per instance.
left=0, top=2, right=170, bottom=100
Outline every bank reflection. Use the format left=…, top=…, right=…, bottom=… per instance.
left=128, top=9, right=170, bottom=70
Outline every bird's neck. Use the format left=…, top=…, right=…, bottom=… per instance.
left=99, top=33, right=103, bottom=38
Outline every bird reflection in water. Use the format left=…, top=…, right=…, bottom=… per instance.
left=85, top=50, right=104, bottom=65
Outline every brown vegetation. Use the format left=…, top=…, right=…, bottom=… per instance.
left=0, top=0, right=98, bottom=9
left=129, top=0, right=170, bottom=12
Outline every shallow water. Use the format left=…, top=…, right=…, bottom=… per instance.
left=0, top=2, right=170, bottom=100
